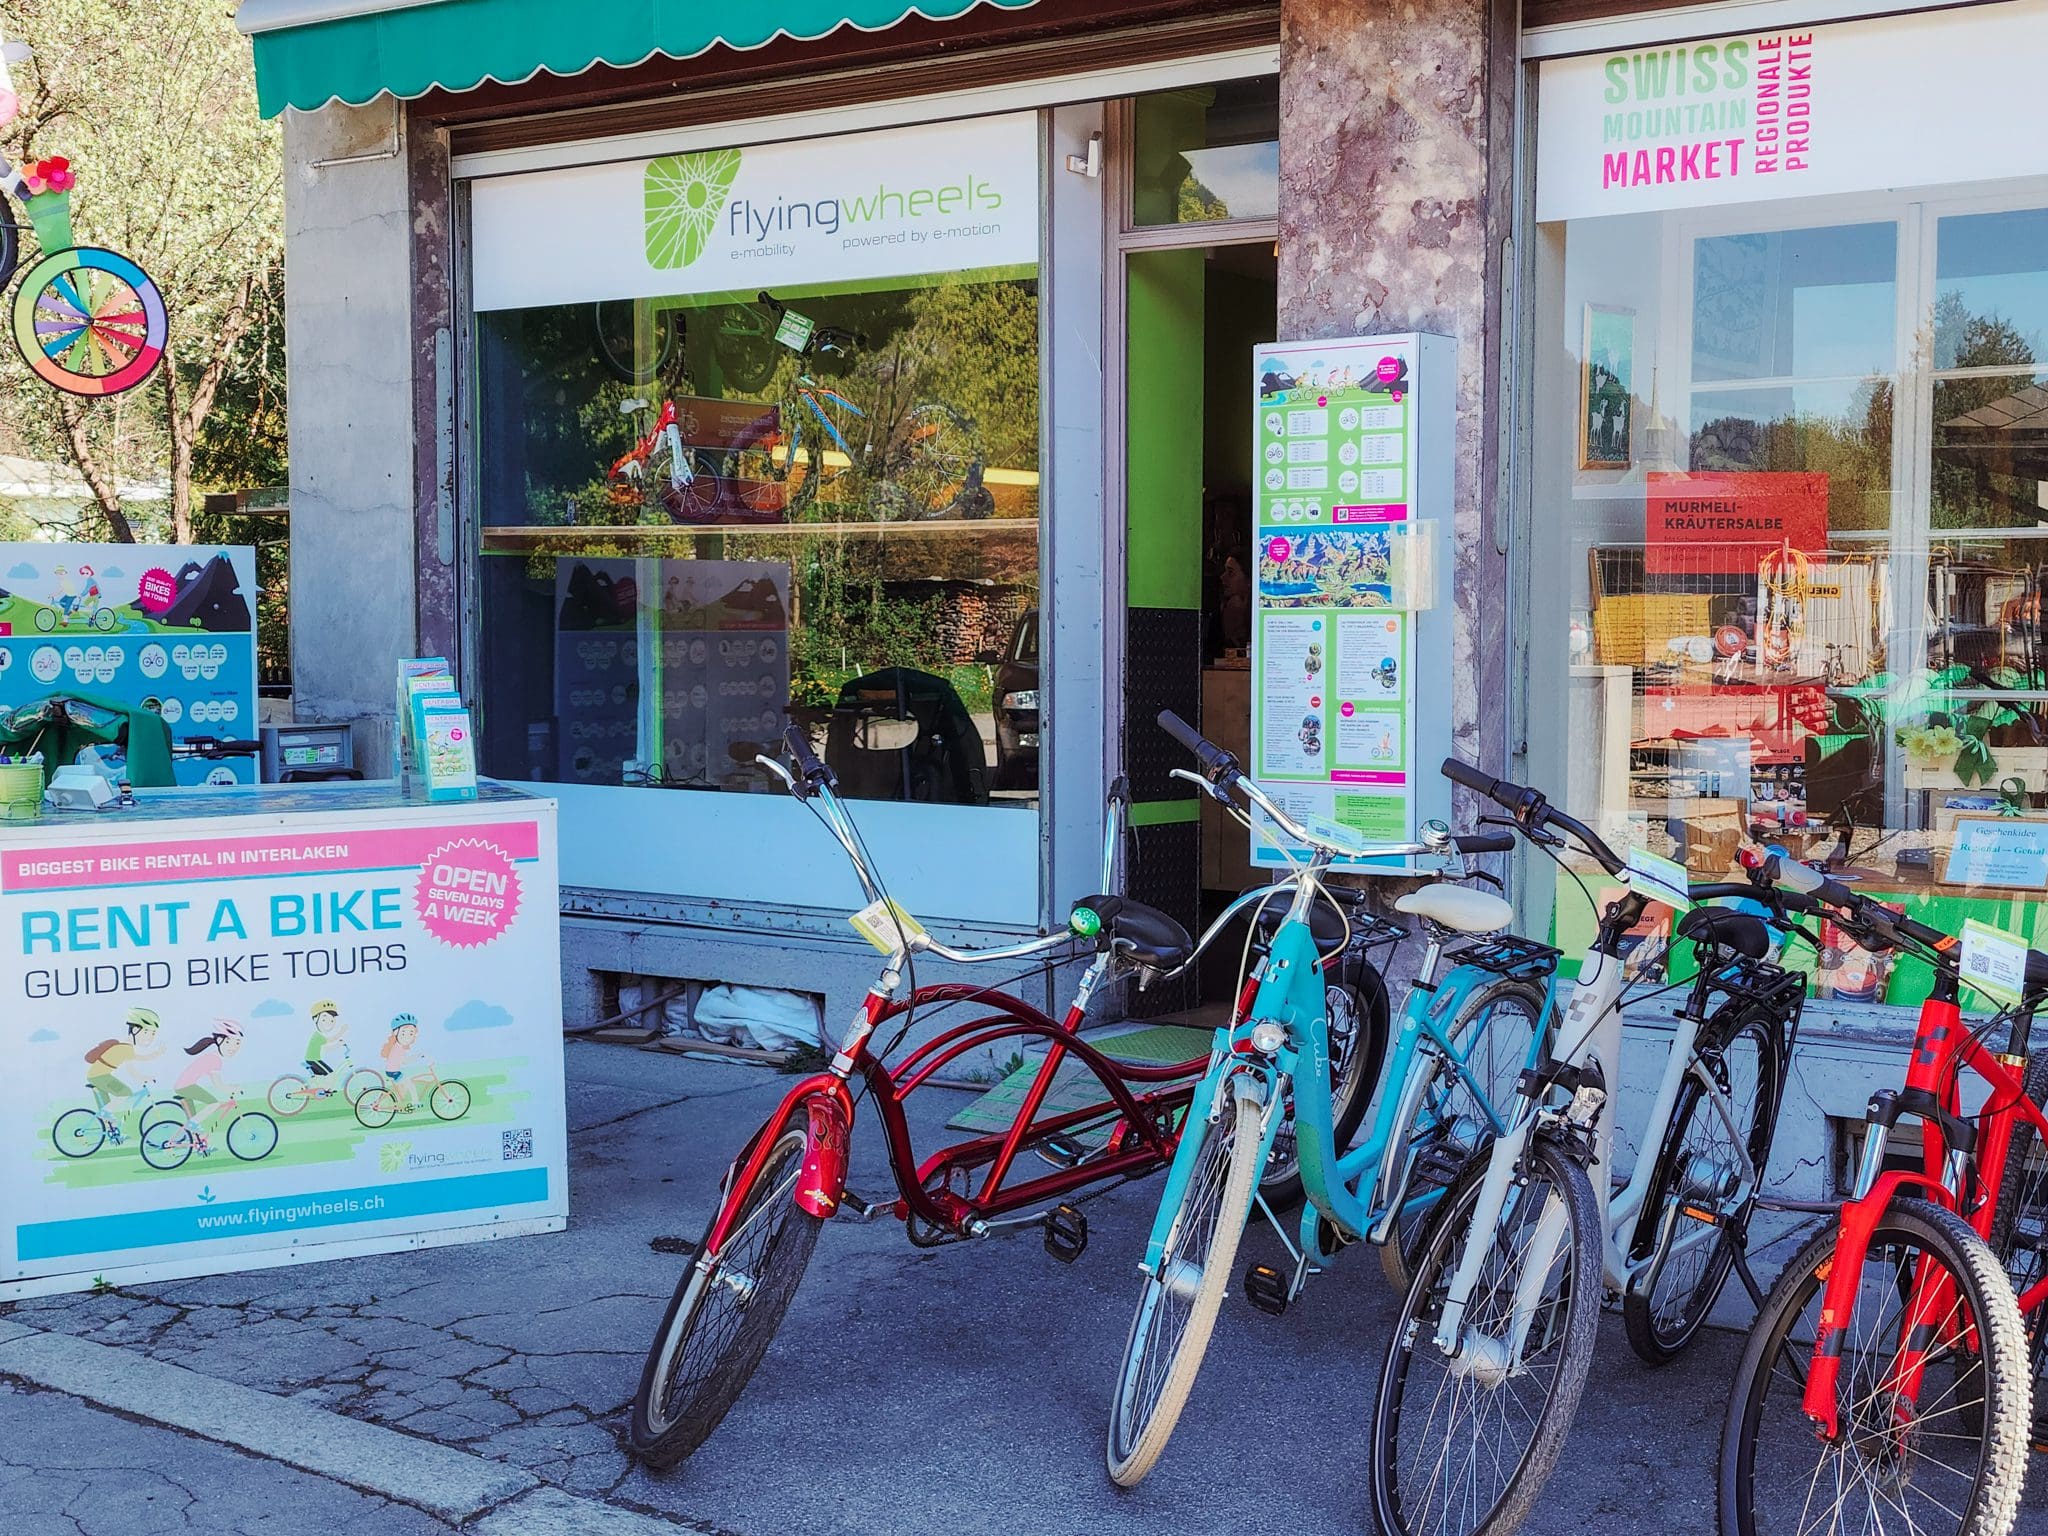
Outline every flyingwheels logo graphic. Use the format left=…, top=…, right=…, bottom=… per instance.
left=644, top=149, right=742, bottom=270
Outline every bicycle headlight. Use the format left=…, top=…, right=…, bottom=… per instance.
left=1249, top=1020, right=1287, bottom=1056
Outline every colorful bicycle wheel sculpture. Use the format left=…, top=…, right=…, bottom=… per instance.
left=11, top=245, right=166, bottom=397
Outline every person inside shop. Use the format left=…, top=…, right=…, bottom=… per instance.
left=84, top=1007, right=164, bottom=1118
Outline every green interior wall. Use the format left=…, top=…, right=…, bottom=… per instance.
left=1125, top=248, right=1205, bottom=612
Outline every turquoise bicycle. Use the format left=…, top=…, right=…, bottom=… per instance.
left=1106, top=713, right=1551, bottom=1485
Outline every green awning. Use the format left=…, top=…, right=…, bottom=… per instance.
left=239, top=0, right=1041, bottom=118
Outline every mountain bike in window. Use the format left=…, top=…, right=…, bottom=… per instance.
left=1718, top=866, right=2041, bottom=1536
left=1365, top=764, right=1814, bottom=1536
left=1105, top=715, right=1527, bottom=1487
left=628, top=724, right=1406, bottom=1470
left=0, top=39, right=167, bottom=398
left=739, top=292, right=869, bottom=516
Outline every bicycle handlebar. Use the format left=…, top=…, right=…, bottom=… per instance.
left=1438, top=757, right=1628, bottom=876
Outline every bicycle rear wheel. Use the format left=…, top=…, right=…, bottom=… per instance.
left=1369, top=1135, right=1602, bottom=1536
left=52, top=1107, right=107, bottom=1159
left=1381, top=977, right=1546, bottom=1293
left=268, top=1075, right=310, bottom=1118
left=631, top=1121, right=823, bottom=1469
left=1623, top=1010, right=1781, bottom=1365
left=0, top=189, right=16, bottom=292
left=1719, top=1200, right=2029, bottom=1536
left=227, top=1110, right=278, bottom=1162
left=1106, top=1075, right=1266, bottom=1487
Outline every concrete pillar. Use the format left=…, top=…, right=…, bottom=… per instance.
left=1278, top=0, right=1517, bottom=776
left=280, top=98, right=418, bottom=764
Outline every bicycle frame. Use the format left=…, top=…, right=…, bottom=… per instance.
left=1138, top=770, right=1446, bottom=1279
left=1800, top=973, right=2048, bottom=1438
left=702, top=752, right=1207, bottom=1254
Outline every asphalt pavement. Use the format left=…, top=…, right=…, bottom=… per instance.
left=2, top=1039, right=2043, bottom=1534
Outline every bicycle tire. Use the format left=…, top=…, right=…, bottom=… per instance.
left=591, top=300, right=679, bottom=384
left=12, top=246, right=167, bottom=397
left=430, top=1080, right=472, bottom=1121
left=268, top=1075, right=310, bottom=1118
left=1718, top=1200, right=2029, bottom=1536
left=227, top=1110, right=278, bottom=1162
left=91, top=606, right=115, bottom=631
left=1622, top=1008, right=1783, bottom=1365
left=355, top=1088, right=397, bottom=1129
left=1380, top=976, right=1547, bottom=1293
left=630, top=1122, right=823, bottom=1468
left=1260, top=974, right=1387, bottom=1213
left=139, top=1117, right=193, bottom=1171
left=1106, top=1075, right=1266, bottom=1487
left=1369, top=1134, right=1603, bottom=1536
left=342, top=1068, right=382, bottom=1106
left=52, top=1106, right=108, bottom=1159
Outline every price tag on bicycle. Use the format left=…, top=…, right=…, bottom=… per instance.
left=774, top=308, right=817, bottom=353
left=1959, top=917, right=2029, bottom=1007
left=849, top=897, right=927, bottom=954
left=1623, top=846, right=1693, bottom=911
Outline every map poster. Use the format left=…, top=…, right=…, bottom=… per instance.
left=1251, top=339, right=1427, bottom=870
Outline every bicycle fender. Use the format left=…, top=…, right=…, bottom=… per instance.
left=1800, top=1170, right=1956, bottom=1436
left=797, top=1092, right=852, bottom=1219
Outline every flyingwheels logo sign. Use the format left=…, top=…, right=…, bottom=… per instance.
left=644, top=149, right=742, bottom=270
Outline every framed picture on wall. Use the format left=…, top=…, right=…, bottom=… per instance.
left=1580, top=304, right=1634, bottom=471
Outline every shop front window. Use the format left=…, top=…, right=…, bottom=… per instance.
left=473, top=271, right=1041, bottom=809
left=1533, top=178, right=2048, bottom=1000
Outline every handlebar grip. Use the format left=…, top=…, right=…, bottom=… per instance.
left=1107, top=774, right=1130, bottom=806
left=782, top=723, right=832, bottom=789
left=1454, top=831, right=1516, bottom=855
left=1896, top=913, right=1956, bottom=952
left=1440, top=757, right=1501, bottom=799
left=1157, top=710, right=1238, bottom=785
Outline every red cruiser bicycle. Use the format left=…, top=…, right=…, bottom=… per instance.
left=630, top=727, right=1405, bottom=1467
left=1719, top=855, right=2045, bottom=1536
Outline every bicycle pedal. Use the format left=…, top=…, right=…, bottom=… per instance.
left=1043, top=1203, right=1088, bottom=1263
left=1243, top=1263, right=1290, bottom=1317
left=1414, top=1143, right=1471, bottom=1185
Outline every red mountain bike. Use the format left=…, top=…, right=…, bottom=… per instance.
left=1720, top=855, right=2045, bottom=1536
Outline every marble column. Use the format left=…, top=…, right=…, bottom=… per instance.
left=1279, top=0, right=1517, bottom=779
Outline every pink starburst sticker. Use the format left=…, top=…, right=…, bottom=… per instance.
left=136, top=566, right=178, bottom=613
left=416, top=838, right=522, bottom=948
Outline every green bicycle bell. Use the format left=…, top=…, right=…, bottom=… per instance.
left=1070, top=906, right=1102, bottom=939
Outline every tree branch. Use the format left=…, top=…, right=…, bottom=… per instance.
left=56, top=400, right=136, bottom=543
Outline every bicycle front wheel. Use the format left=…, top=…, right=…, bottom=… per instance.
left=342, top=1068, right=382, bottom=1106
left=0, top=189, right=16, bottom=291
left=430, top=1081, right=471, bottom=1121
left=1623, top=1010, right=1781, bottom=1365
left=631, top=1121, right=823, bottom=1469
left=1985, top=1047, right=2048, bottom=1434
left=1369, top=1135, right=1603, bottom=1536
left=1106, top=1075, right=1267, bottom=1488
left=227, top=1111, right=278, bottom=1162
left=1719, top=1200, right=2030, bottom=1536
left=1381, top=976, right=1546, bottom=1293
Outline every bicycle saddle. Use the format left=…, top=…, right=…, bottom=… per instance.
left=1394, top=883, right=1511, bottom=935
left=1070, top=895, right=1194, bottom=972
left=1678, top=905, right=1771, bottom=960
left=1252, top=889, right=1351, bottom=949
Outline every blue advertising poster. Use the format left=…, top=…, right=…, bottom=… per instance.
left=0, top=545, right=258, bottom=786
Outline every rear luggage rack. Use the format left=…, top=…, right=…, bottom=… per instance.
left=1446, top=932, right=1562, bottom=980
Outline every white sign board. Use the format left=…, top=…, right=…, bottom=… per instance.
left=0, top=788, right=566, bottom=1296
left=472, top=113, right=1041, bottom=312
left=1537, top=0, right=2048, bottom=220
left=1248, top=334, right=1455, bottom=872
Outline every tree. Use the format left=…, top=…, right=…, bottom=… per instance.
left=0, top=0, right=282, bottom=542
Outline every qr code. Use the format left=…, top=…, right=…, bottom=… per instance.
left=502, top=1128, right=534, bottom=1161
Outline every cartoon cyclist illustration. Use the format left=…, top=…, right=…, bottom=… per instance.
left=84, top=1006, right=163, bottom=1110
left=380, top=1012, right=421, bottom=1110
left=303, top=999, right=347, bottom=1092
left=171, top=1020, right=245, bottom=1127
